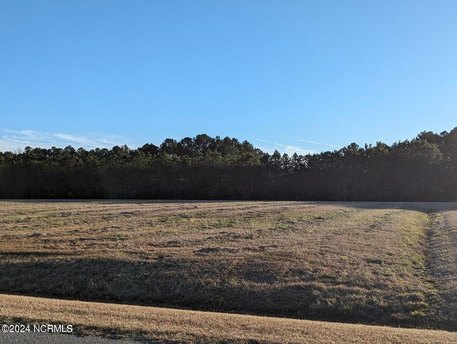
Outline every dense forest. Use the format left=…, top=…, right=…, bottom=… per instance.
left=1, top=128, right=456, bottom=201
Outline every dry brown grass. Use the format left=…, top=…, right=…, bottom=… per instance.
left=427, top=210, right=457, bottom=329
left=1, top=293, right=456, bottom=344
left=0, top=201, right=456, bottom=330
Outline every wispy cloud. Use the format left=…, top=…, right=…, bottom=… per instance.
left=252, top=138, right=316, bottom=155
left=0, top=129, right=135, bottom=152
left=296, top=139, right=339, bottom=148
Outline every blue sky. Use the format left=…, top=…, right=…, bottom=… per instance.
left=1, top=0, right=457, bottom=154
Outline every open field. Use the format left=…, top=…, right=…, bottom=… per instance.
left=0, top=201, right=456, bottom=333
left=1, top=294, right=456, bottom=344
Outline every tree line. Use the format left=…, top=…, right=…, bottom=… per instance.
left=1, top=128, right=456, bottom=201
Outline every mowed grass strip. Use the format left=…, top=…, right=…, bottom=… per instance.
left=0, top=294, right=456, bottom=344
left=0, top=201, right=455, bottom=329
left=427, top=210, right=457, bottom=329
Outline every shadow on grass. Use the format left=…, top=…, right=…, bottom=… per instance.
left=1, top=257, right=455, bottom=331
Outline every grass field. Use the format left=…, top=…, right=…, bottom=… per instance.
left=0, top=201, right=456, bottom=336
left=1, top=293, right=456, bottom=344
